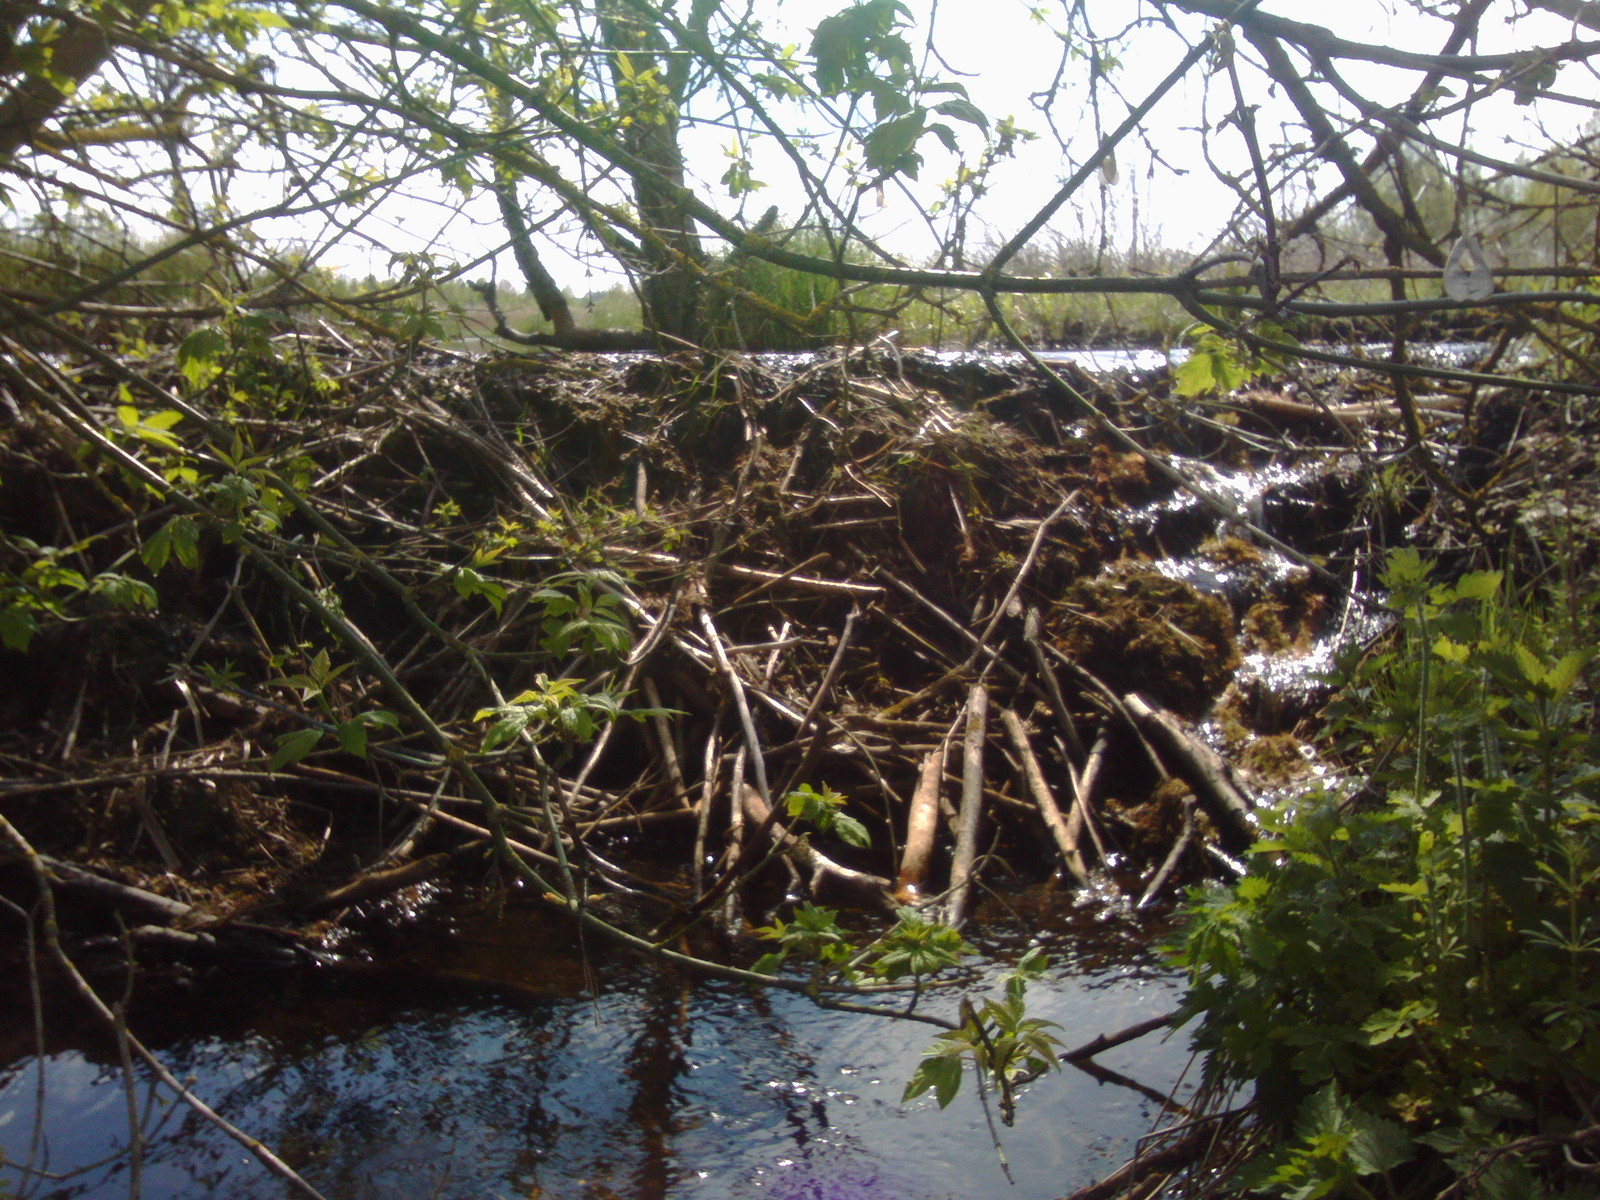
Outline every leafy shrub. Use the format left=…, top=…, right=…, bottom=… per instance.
left=1172, top=550, right=1600, bottom=1199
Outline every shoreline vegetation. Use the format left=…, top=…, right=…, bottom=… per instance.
left=1, top=214, right=1515, bottom=358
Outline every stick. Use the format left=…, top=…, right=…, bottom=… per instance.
left=300, top=848, right=468, bottom=916
left=1138, top=798, right=1196, bottom=908
left=1024, top=605, right=1087, bottom=762
left=1122, top=693, right=1257, bottom=853
left=998, top=707, right=1090, bottom=887
left=772, top=605, right=861, bottom=799
left=963, top=493, right=1076, bottom=672
left=700, top=609, right=772, bottom=806
left=33, top=856, right=193, bottom=924
left=896, top=720, right=955, bottom=901
left=1058, top=1117, right=1243, bottom=1200
left=739, top=786, right=896, bottom=910
left=724, top=745, right=747, bottom=936
left=1062, top=1011, right=1178, bottom=1063
left=946, top=682, right=989, bottom=928
left=1069, top=729, right=1113, bottom=867
left=692, top=726, right=722, bottom=903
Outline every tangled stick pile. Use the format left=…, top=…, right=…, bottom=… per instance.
left=0, top=334, right=1414, bottom=972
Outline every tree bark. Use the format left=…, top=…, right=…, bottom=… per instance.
left=601, top=2, right=706, bottom=342
left=0, top=0, right=160, bottom=160
left=493, top=177, right=577, bottom=335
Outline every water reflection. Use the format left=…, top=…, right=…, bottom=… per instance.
left=0, top=893, right=1190, bottom=1200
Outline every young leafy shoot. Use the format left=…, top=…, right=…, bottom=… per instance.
left=903, top=947, right=1061, bottom=1124
left=785, top=781, right=871, bottom=848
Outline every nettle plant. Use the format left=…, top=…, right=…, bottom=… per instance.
left=1173, top=550, right=1600, bottom=1199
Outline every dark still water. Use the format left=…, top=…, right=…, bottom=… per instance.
left=0, top=889, right=1191, bottom=1200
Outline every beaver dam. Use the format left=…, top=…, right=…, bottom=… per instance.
left=0, top=335, right=1570, bottom=1198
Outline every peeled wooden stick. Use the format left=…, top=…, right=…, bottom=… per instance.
left=1138, top=798, right=1196, bottom=908
left=1068, top=727, right=1112, bottom=866
left=946, top=682, right=990, bottom=928
left=999, top=708, right=1089, bottom=887
left=896, top=728, right=952, bottom=901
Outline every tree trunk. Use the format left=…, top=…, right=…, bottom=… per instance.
left=493, top=177, right=576, bottom=335
left=601, top=3, right=706, bottom=342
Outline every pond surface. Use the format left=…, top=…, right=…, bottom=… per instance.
left=0, top=888, right=1191, bottom=1200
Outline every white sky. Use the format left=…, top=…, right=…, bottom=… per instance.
left=304, top=0, right=1597, bottom=292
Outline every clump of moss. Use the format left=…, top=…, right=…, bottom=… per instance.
left=1235, top=732, right=1312, bottom=785
left=1103, top=777, right=1191, bottom=860
left=1052, top=568, right=1239, bottom=715
left=1199, top=535, right=1264, bottom=567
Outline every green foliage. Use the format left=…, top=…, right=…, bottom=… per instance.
left=903, top=947, right=1061, bottom=1125
left=784, top=782, right=870, bottom=848
left=265, top=645, right=400, bottom=768
left=1173, top=323, right=1299, bottom=398
left=113, top=404, right=184, bottom=451
left=0, top=537, right=158, bottom=652
left=752, top=902, right=852, bottom=977
left=751, top=903, right=971, bottom=987
left=1236, top=1084, right=1412, bottom=1200
left=532, top=569, right=633, bottom=659
left=808, top=0, right=985, bottom=183
left=1172, top=551, right=1600, bottom=1198
left=473, top=674, right=657, bottom=751
left=872, top=907, right=970, bottom=980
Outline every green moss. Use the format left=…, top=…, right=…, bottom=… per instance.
left=1052, top=568, right=1239, bottom=715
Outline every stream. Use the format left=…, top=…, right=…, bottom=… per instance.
left=1, top=885, right=1189, bottom=1200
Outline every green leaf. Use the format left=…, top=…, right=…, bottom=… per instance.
left=334, top=711, right=397, bottom=757
left=142, top=515, right=200, bottom=572
left=832, top=812, right=871, bottom=848
left=1172, top=351, right=1217, bottom=397
left=1451, top=570, right=1502, bottom=602
left=903, top=1054, right=963, bottom=1108
left=1174, top=334, right=1251, bottom=397
left=0, top=606, right=37, bottom=652
left=452, top=566, right=507, bottom=615
left=810, top=0, right=913, bottom=95
left=933, top=97, right=987, bottom=130
left=177, top=327, right=228, bottom=391
left=481, top=712, right=529, bottom=752
left=1345, top=1109, right=1412, bottom=1175
left=1546, top=650, right=1589, bottom=700
left=89, top=572, right=158, bottom=610
left=864, top=111, right=926, bottom=174
left=270, top=728, right=324, bottom=769
left=337, top=717, right=369, bottom=757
